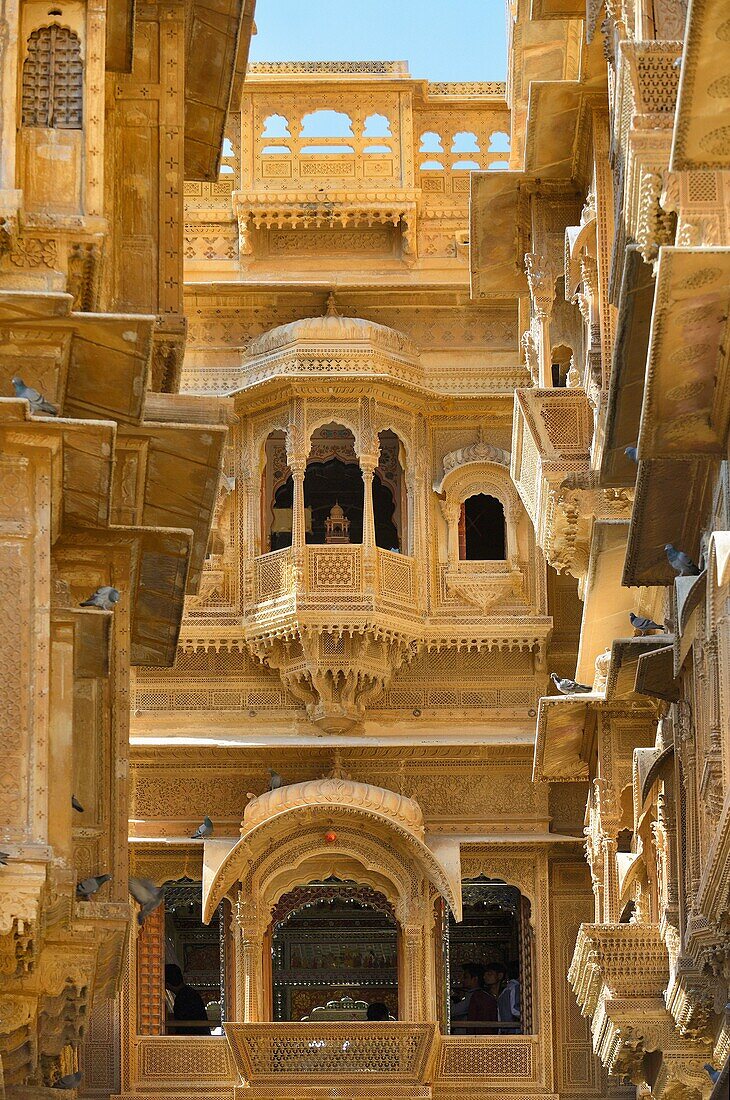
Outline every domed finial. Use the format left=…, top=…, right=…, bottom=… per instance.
left=325, top=291, right=339, bottom=317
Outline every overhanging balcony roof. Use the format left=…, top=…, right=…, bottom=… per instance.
left=622, top=457, right=713, bottom=587
left=533, top=694, right=599, bottom=782
left=638, top=248, right=730, bottom=459
left=671, top=0, right=730, bottom=172
left=600, top=245, right=655, bottom=487
left=576, top=519, right=637, bottom=685
left=604, top=636, right=673, bottom=702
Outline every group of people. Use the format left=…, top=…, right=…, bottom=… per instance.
left=451, top=962, right=520, bottom=1031
left=164, top=959, right=519, bottom=1034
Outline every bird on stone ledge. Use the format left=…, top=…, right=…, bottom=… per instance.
left=80, top=586, right=120, bottom=611
left=629, top=612, right=665, bottom=636
left=12, top=377, right=58, bottom=416
left=664, top=544, right=701, bottom=576
left=551, top=673, right=592, bottom=695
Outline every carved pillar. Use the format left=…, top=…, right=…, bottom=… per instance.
left=602, top=836, right=620, bottom=923
left=442, top=501, right=461, bottom=565
left=290, top=463, right=306, bottom=562
left=361, top=454, right=378, bottom=592
left=524, top=253, right=557, bottom=388
left=402, top=925, right=422, bottom=1022
left=238, top=926, right=264, bottom=1022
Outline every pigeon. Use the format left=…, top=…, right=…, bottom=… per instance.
left=128, top=877, right=165, bottom=925
left=551, top=672, right=592, bottom=695
left=190, top=816, right=213, bottom=839
left=71, top=795, right=84, bottom=813
left=703, top=1064, right=720, bottom=1084
left=268, top=768, right=284, bottom=790
left=12, top=377, right=58, bottom=416
left=624, top=445, right=638, bottom=463
left=76, top=874, right=111, bottom=898
left=664, top=544, right=701, bottom=577
left=53, top=1071, right=83, bottom=1090
left=0, top=852, right=8, bottom=866
left=80, top=586, right=120, bottom=611
left=629, top=612, right=665, bottom=636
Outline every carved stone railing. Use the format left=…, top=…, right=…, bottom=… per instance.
left=121, top=1036, right=236, bottom=1097
left=252, top=547, right=295, bottom=604
left=226, top=1022, right=438, bottom=1095
left=435, top=1035, right=540, bottom=1085
left=247, top=546, right=416, bottom=609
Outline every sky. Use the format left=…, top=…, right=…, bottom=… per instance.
left=248, top=0, right=507, bottom=82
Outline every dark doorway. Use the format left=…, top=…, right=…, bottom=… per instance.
left=446, top=879, right=531, bottom=1035
left=462, top=495, right=506, bottom=560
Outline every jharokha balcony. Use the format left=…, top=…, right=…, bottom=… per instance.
left=243, top=541, right=420, bottom=732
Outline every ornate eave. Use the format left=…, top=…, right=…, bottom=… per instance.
left=184, top=0, right=254, bottom=182
left=600, top=245, right=655, bottom=487
left=603, top=637, right=673, bottom=702
left=0, top=290, right=154, bottom=425
left=622, top=456, right=713, bottom=586
left=670, top=0, right=730, bottom=172
left=637, top=247, right=730, bottom=459
left=575, top=519, right=637, bottom=683
left=533, top=695, right=598, bottom=782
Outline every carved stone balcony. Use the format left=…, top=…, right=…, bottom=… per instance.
left=226, top=1022, right=439, bottom=1099
left=244, top=546, right=420, bottom=731
left=511, top=388, right=599, bottom=583
left=569, top=924, right=712, bottom=1092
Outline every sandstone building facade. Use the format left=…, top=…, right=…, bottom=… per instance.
left=0, top=1, right=729, bottom=1099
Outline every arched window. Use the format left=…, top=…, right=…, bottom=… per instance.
left=418, top=131, right=443, bottom=153
left=488, top=130, right=511, bottom=153
left=363, top=113, right=392, bottom=138
left=459, top=495, right=506, bottom=560
left=375, top=430, right=405, bottom=552
left=300, top=109, right=354, bottom=138
left=451, top=131, right=480, bottom=154
left=22, top=25, right=83, bottom=129
left=261, top=114, right=291, bottom=138
left=551, top=343, right=572, bottom=388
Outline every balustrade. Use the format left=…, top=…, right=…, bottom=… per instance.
left=249, top=545, right=417, bottom=609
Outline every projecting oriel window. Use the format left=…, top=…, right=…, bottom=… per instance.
left=22, top=25, right=83, bottom=129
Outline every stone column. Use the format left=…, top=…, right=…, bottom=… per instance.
left=239, top=927, right=264, bottom=1022
left=602, top=836, right=619, bottom=923
left=524, top=253, right=557, bottom=388
left=290, top=461, right=306, bottom=585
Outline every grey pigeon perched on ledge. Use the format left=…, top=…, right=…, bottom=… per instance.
left=268, top=768, right=284, bottom=790
left=664, top=544, right=701, bottom=576
left=71, top=794, right=84, bottom=813
left=76, top=873, right=111, bottom=898
left=190, top=816, right=213, bottom=839
left=12, top=376, right=58, bottom=416
left=551, top=672, right=592, bottom=695
left=703, top=1064, right=720, bottom=1084
left=629, top=612, right=665, bottom=635
left=624, top=445, right=638, bottom=462
left=80, top=586, right=120, bottom=611
left=129, top=877, right=165, bottom=925
left=53, top=1071, right=83, bottom=1090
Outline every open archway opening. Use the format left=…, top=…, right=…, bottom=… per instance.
left=459, top=494, right=506, bottom=560
left=270, top=879, right=398, bottom=1021
left=444, top=878, right=532, bottom=1035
